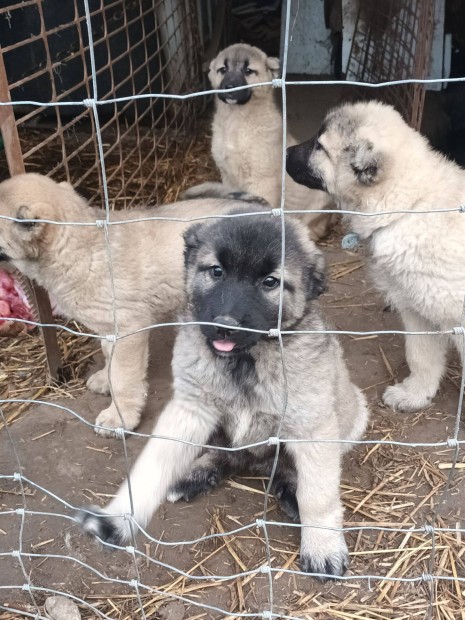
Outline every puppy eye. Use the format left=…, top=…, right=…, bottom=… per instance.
left=217, top=66, right=227, bottom=75
left=244, top=68, right=254, bottom=76
left=210, top=266, right=223, bottom=278
left=315, top=141, right=323, bottom=151
left=262, top=276, right=279, bottom=289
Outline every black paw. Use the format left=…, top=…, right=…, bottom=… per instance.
left=167, top=468, right=221, bottom=503
left=273, top=481, right=300, bottom=521
left=75, top=506, right=123, bottom=546
left=300, top=552, right=349, bottom=581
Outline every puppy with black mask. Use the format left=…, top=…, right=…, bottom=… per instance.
left=185, top=43, right=336, bottom=240
left=286, top=100, right=465, bottom=413
left=78, top=211, right=369, bottom=579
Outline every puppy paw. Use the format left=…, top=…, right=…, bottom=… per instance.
left=86, top=369, right=110, bottom=395
left=167, top=467, right=221, bottom=503
left=94, top=405, right=139, bottom=437
left=383, top=382, right=433, bottom=412
left=75, top=505, right=127, bottom=545
left=300, top=531, right=349, bottom=580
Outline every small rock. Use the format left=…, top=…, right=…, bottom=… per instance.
left=44, top=595, right=81, bottom=620
left=158, top=600, right=185, bottom=620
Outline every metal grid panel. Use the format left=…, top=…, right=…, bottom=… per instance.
left=346, top=0, right=435, bottom=129
left=0, top=0, right=201, bottom=209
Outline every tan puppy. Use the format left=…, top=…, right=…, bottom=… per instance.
left=196, top=43, right=335, bottom=240
left=287, top=101, right=465, bottom=412
left=0, top=173, right=262, bottom=435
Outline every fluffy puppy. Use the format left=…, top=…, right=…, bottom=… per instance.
left=0, top=173, right=261, bottom=435
left=78, top=211, right=368, bottom=578
left=286, top=100, right=465, bottom=412
left=196, top=43, right=335, bottom=240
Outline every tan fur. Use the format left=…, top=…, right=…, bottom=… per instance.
left=208, top=43, right=335, bottom=240
left=0, top=173, right=260, bottom=435
left=287, top=101, right=465, bottom=411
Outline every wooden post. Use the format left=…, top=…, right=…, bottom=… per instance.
left=0, top=50, right=62, bottom=380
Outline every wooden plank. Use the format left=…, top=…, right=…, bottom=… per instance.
left=0, top=49, right=62, bottom=380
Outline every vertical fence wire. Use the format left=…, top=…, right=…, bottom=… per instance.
left=0, top=0, right=464, bottom=618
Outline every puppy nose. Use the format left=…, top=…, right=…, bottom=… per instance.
left=224, top=84, right=235, bottom=89
left=213, top=316, right=239, bottom=336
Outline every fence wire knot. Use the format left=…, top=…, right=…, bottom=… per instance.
left=104, top=334, right=117, bottom=343
left=452, top=326, right=465, bottom=336
left=123, top=512, right=132, bottom=521
left=271, top=78, right=283, bottom=88
left=95, top=219, right=107, bottom=228
left=421, top=573, right=434, bottom=583
left=125, top=545, right=135, bottom=555
left=114, top=427, right=125, bottom=439
left=262, top=611, right=273, bottom=619
left=129, top=578, right=139, bottom=589
left=13, top=472, right=22, bottom=482
left=82, top=97, right=96, bottom=108
left=12, top=549, right=21, bottom=558
left=267, top=436, right=280, bottom=446
left=446, top=438, right=459, bottom=449
left=271, top=208, right=282, bottom=217
left=268, top=328, right=280, bottom=338
left=260, top=564, right=271, bottom=574
left=15, top=508, right=25, bottom=516
left=21, top=583, right=32, bottom=593
left=255, top=518, right=266, bottom=529
left=459, top=204, right=465, bottom=213
left=423, top=524, right=434, bottom=535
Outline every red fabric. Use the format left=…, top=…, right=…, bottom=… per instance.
left=0, top=269, right=35, bottom=333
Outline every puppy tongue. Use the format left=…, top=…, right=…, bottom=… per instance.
left=212, top=339, right=236, bottom=352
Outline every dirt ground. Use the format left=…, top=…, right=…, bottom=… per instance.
left=1, top=86, right=465, bottom=619
left=1, top=234, right=464, bottom=619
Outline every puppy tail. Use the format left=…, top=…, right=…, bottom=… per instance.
left=77, top=399, right=218, bottom=545
left=182, top=181, right=269, bottom=206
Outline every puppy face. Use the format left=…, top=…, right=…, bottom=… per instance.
left=183, top=212, right=325, bottom=357
left=286, top=102, right=405, bottom=205
left=208, top=44, right=280, bottom=105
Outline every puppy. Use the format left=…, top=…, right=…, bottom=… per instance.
left=0, top=173, right=261, bottom=435
left=193, top=43, right=335, bottom=240
left=286, top=100, right=465, bottom=412
left=78, top=211, right=369, bottom=578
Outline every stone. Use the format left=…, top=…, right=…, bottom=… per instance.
left=44, top=595, right=81, bottom=620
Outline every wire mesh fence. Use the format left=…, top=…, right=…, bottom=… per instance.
left=1, top=1, right=465, bottom=619
left=345, top=0, right=435, bottom=129
left=0, top=0, right=202, bottom=206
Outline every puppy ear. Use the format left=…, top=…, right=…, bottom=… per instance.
left=266, top=56, right=281, bottom=79
left=183, top=223, right=203, bottom=267
left=350, top=140, right=383, bottom=185
left=306, top=251, right=326, bottom=300
left=59, top=181, right=74, bottom=191
left=14, top=204, right=45, bottom=237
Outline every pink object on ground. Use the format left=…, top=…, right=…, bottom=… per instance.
left=0, top=269, right=35, bottom=334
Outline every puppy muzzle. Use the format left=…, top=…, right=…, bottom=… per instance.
left=218, top=73, right=252, bottom=105
left=286, top=141, right=327, bottom=192
left=201, top=315, right=260, bottom=355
